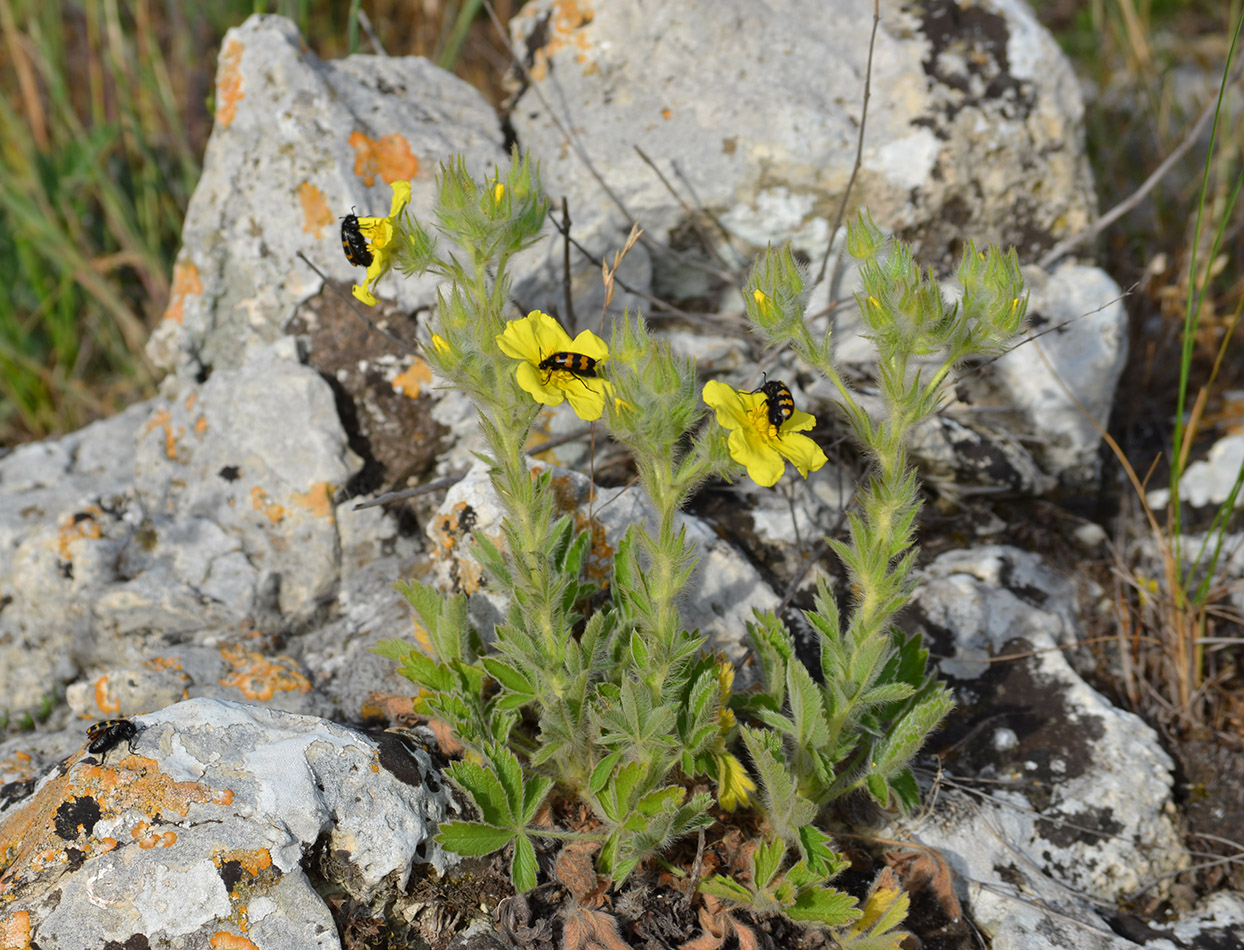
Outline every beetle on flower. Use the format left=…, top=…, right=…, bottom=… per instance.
left=497, top=310, right=612, bottom=422
left=350, top=179, right=412, bottom=307
left=702, top=379, right=828, bottom=488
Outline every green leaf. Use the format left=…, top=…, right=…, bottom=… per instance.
left=752, top=838, right=786, bottom=890
left=511, top=834, right=539, bottom=893
left=436, top=820, right=515, bottom=856
left=699, top=875, right=755, bottom=903
left=786, top=884, right=860, bottom=926
left=866, top=772, right=889, bottom=807
left=486, top=745, right=526, bottom=820
left=445, top=760, right=513, bottom=825
left=589, top=752, right=622, bottom=795
left=635, top=785, right=683, bottom=818
left=481, top=657, right=534, bottom=695
left=857, top=682, right=916, bottom=707
left=797, top=825, right=847, bottom=879
left=522, top=774, right=553, bottom=825
left=787, top=661, right=831, bottom=749
left=887, top=768, right=921, bottom=814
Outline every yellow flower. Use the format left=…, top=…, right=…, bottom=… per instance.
left=702, top=379, right=828, bottom=488
left=715, top=752, right=756, bottom=812
left=431, top=333, right=450, bottom=354
left=496, top=310, right=611, bottom=421
left=352, top=179, right=412, bottom=306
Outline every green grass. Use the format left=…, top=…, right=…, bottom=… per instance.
left=1035, top=0, right=1244, bottom=732
left=0, top=0, right=514, bottom=445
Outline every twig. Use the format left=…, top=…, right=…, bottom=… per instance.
left=357, top=7, right=386, bottom=55
left=634, top=145, right=739, bottom=275
left=481, top=1, right=737, bottom=288
left=296, top=251, right=420, bottom=355
left=545, top=208, right=743, bottom=334
left=1037, top=87, right=1227, bottom=270
left=352, top=425, right=595, bottom=510
left=815, top=0, right=880, bottom=288
left=561, top=197, right=576, bottom=328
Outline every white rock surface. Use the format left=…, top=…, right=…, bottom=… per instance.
left=901, top=547, right=1187, bottom=947
left=147, top=14, right=506, bottom=375
left=0, top=698, right=456, bottom=950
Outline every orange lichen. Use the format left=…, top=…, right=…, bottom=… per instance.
left=144, top=656, right=184, bottom=672
left=143, top=408, right=182, bottom=460
left=210, top=933, right=259, bottom=950
left=92, top=676, right=122, bottom=716
left=249, top=487, right=285, bottom=523
left=527, top=0, right=596, bottom=81
left=184, top=393, right=198, bottom=411
left=215, top=39, right=245, bottom=128
left=0, top=755, right=225, bottom=904
left=163, top=259, right=202, bottom=324
left=427, top=502, right=486, bottom=594
left=347, top=131, right=418, bottom=186
left=297, top=181, right=335, bottom=238
left=291, top=482, right=334, bottom=519
left=0, top=910, right=32, bottom=949
left=214, top=848, right=272, bottom=878
left=133, top=824, right=177, bottom=849
left=217, top=644, right=311, bottom=701
left=662, top=107, right=673, bottom=119
left=55, top=508, right=102, bottom=562
left=391, top=358, right=433, bottom=398
left=194, top=416, right=208, bottom=435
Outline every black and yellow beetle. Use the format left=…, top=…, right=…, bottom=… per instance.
left=340, top=211, right=373, bottom=268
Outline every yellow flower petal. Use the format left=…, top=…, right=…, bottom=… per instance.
left=562, top=377, right=611, bottom=422
left=515, top=360, right=565, bottom=407
left=702, top=379, right=827, bottom=487
left=776, top=430, right=828, bottom=478
left=499, top=311, right=610, bottom=422
left=716, top=752, right=755, bottom=812
left=349, top=180, right=411, bottom=307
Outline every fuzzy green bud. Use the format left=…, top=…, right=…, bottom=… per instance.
left=606, top=313, right=702, bottom=455
left=745, top=245, right=811, bottom=348
left=845, top=208, right=888, bottom=265
left=396, top=217, right=439, bottom=276
left=956, top=241, right=1028, bottom=348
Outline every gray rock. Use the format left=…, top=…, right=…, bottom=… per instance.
left=992, top=263, right=1129, bottom=486
left=508, top=0, right=1095, bottom=318
left=1146, top=429, right=1244, bottom=510
left=146, top=14, right=506, bottom=376
left=428, top=460, right=779, bottom=663
left=0, top=339, right=356, bottom=721
left=0, top=698, right=457, bottom=950
left=901, top=547, right=1187, bottom=947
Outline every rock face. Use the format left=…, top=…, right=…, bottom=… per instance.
left=905, top=548, right=1186, bottom=948
left=2, top=5, right=1233, bottom=950
left=0, top=699, right=456, bottom=949
left=147, top=14, right=506, bottom=376
left=507, top=0, right=1095, bottom=311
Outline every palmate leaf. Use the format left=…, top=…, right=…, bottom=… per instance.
left=836, top=867, right=911, bottom=950
left=511, top=834, right=539, bottom=893
left=436, top=820, right=515, bottom=856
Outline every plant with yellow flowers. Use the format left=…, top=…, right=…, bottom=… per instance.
left=364, top=150, right=1026, bottom=944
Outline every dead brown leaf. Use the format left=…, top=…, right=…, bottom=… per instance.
left=562, top=907, right=631, bottom=950
left=555, top=840, right=604, bottom=905
left=679, top=902, right=760, bottom=950
left=887, top=846, right=962, bottom=923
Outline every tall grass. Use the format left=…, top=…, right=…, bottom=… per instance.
left=0, top=0, right=513, bottom=445
left=1039, top=0, right=1244, bottom=731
